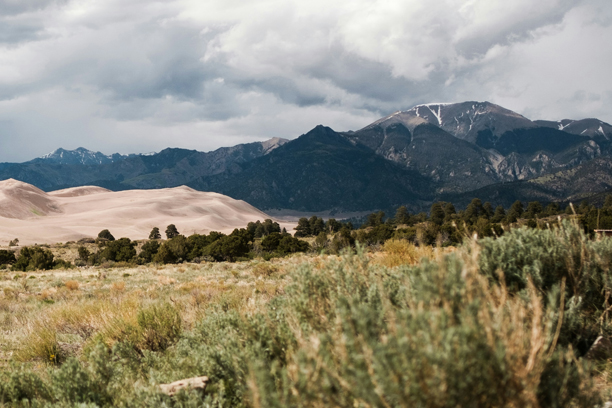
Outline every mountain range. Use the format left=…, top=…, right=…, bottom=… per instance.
left=1, top=101, right=611, bottom=214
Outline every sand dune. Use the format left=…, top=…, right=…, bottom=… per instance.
left=49, top=185, right=111, bottom=198
left=0, top=179, right=295, bottom=245
left=0, top=179, right=63, bottom=219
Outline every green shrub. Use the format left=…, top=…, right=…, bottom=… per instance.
left=204, top=235, right=250, bottom=262
left=364, top=223, right=395, bottom=244
left=97, top=229, right=115, bottom=241
left=152, top=244, right=176, bottom=264
left=0, top=250, right=16, bottom=265
left=186, top=232, right=225, bottom=261
left=53, top=258, right=73, bottom=269
left=136, top=302, right=182, bottom=352
left=138, top=240, right=160, bottom=263
left=276, top=235, right=309, bottom=254
left=164, top=235, right=189, bottom=262
left=0, top=364, right=51, bottom=403
left=99, top=238, right=137, bottom=263
left=77, top=246, right=90, bottom=261
left=50, top=345, right=117, bottom=406
left=0, top=226, right=604, bottom=407
left=328, top=227, right=355, bottom=254
left=313, top=231, right=328, bottom=250
left=478, top=220, right=612, bottom=353
left=12, top=246, right=54, bottom=271
left=260, top=232, right=282, bottom=251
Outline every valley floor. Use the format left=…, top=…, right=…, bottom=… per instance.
left=0, top=228, right=611, bottom=407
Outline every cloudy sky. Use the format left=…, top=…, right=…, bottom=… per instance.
left=0, top=0, right=611, bottom=162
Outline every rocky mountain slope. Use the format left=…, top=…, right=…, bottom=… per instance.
left=1, top=101, right=611, bottom=212
left=344, top=101, right=608, bottom=194
left=364, top=101, right=537, bottom=143
left=190, top=125, right=433, bottom=212
left=0, top=138, right=288, bottom=191
left=534, top=118, right=612, bottom=139
left=444, top=157, right=612, bottom=209
left=32, top=147, right=135, bottom=165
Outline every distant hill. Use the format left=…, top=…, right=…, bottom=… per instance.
left=2, top=101, right=612, bottom=213
left=190, top=125, right=434, bottom=212
left=31, top=147, right=135, bottom=165
left=346, top=101, right=607, bottom=194
left=0, top=138, right=288, bottom=191
left=443, top=157, right=612, bottom=208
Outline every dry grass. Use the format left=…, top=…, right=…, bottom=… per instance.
left=0, top=238, right=609, bottom=406
left=372, top=239, right=435, bottom=268
left=0, top=245, right=307, bottom=369
left=252, top=262, right=279, bottom=278
left=111, top=281, right=125, bottom=292
left=65, top=280, right=79, bottom=291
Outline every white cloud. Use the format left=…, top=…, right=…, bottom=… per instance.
left=0, top=0, right=610, bottom=161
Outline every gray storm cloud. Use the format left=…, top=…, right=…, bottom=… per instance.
left=0, top=0, right=610, bottom=161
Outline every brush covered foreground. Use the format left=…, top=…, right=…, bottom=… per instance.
left=0, top=222, right=610, bottom=406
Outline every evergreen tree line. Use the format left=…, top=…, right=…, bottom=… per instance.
left=76, top=220, right=309, bottom=266
left=347, top=195, right=612, bottom=247
left=0, top=220, right=310, bottom=271
left=4, top=196, right=612, bottom=271
left=0, top=246, right=72, bottom=272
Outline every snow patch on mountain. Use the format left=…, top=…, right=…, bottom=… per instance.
left=362, top=101, right=536, bottom=143
left=35, top=148, right=130, bottom=165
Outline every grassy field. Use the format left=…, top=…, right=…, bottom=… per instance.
left=0, top=250, right=308, bottom=363
left=0, top=223, right=611, bottom=406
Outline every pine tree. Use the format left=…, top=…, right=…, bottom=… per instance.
left=464, top=198, right=483, bottom=223
left=483, top=202, right=494, bottom=219
left=509, top=201, right=524, bottom=217
left=149, top=227, right=161, bottom=240
left=165, top=224, right=179, bottom=239
left=97, top=229, right=115, bottom=241
left=394, top=206, right=410, bottom=225
left=294, top=218, right=311, bottom=237
left=326, top=218, right=342, bottom=233
left=443, top=203, right=456, bottom=220
left=430, top=202, right=445, bottom=226
left=491, top=206, right=506, bottom=223
left=309, top=216, right=325, bottom=236
left=544, top=203, right=560, bottom=216
left=524, top=201, right=543, bottom=219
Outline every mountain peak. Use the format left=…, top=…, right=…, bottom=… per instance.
left=34, top=147, right=131, bottom=165
left=261, top=137, right=289, bottom=154
left=534, top=118, right=612, bottom=139
left=362, top=101, right=535, bottom=143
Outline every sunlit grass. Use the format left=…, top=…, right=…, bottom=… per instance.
left=0, top=229, right=610, bottom=406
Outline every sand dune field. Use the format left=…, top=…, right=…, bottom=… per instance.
left=0, top=179, right=295, bottom=245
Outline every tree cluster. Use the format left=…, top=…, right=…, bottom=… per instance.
left=79, top=224, right=311, bottom=266
left=0, top=250, right=16, bottom=267
left=294, top=216, right=347, bottom=237
left=11, top=246, right=72, bottom=272
left=246, top=219, right=282, bottom=238
left=345, top=195, right=612, bottom=248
